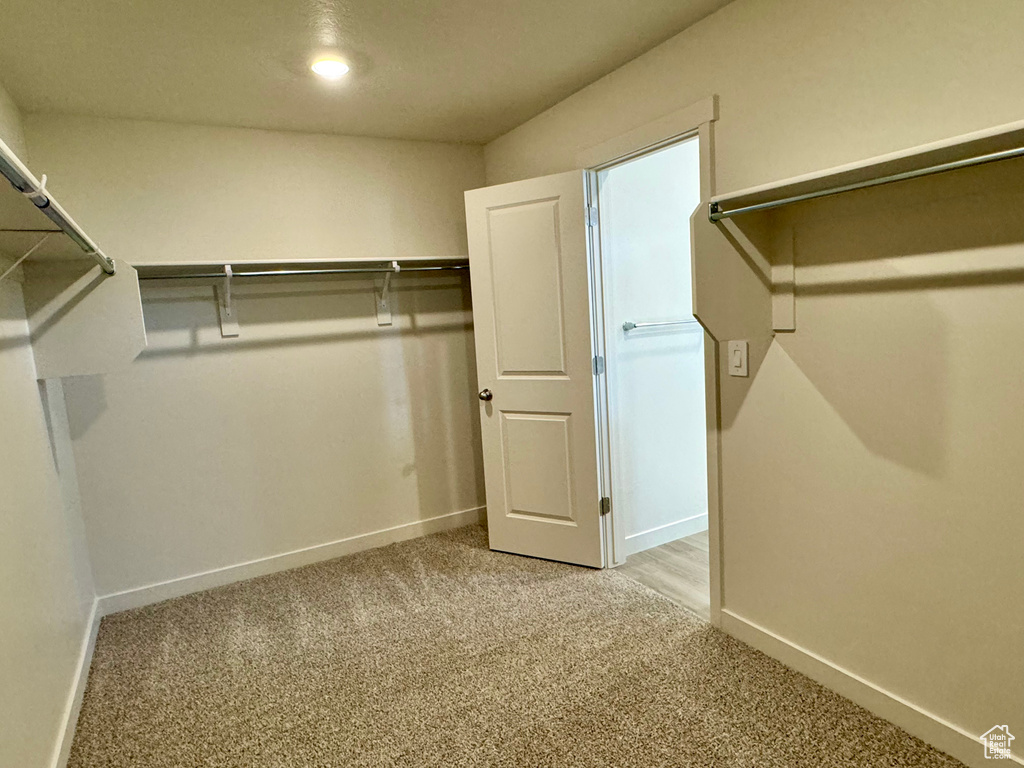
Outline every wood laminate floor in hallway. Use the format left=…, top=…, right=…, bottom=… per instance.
left=616, top=530, right=710, bottom=620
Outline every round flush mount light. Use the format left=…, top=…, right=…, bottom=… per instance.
left=310, top=56, right=350, bottom=80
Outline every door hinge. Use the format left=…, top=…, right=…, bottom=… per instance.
left=592, top=355, right=605, bottom=375
left=586, top=205, right=598, bottom=227
left=600, top=496, right=611, bottom=516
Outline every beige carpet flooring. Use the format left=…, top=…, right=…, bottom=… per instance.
left=69, top=526, right=964, bottom=768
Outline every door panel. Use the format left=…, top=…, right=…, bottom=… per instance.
left=502, top=412, right=576, bottom=523
left=489, top=200, right=568, bottom=376
left=465, top=171, right=603, bottom=568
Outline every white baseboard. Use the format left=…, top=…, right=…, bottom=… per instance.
left=97, top=506, right=486, bottom=616
left=51, top=598, right=101, bottom=768
left=623, top=513, right=708, bottom=556
left=720, top=609, right=1021, bottom=768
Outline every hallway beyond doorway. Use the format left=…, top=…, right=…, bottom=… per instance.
left=617, top=530, right=710, bottom=620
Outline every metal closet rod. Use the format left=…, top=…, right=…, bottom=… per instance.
left=622, top=318, right=700, bottom=332
left=708, top=143, right=1024, bottom=221
left=137, top=264, right=469, bottom=280
left=0, top=137, right=116, bottom=274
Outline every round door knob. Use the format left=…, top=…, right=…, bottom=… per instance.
left=478, top=388, right=493, bottom=401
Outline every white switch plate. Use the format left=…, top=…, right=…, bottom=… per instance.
left=728, top=340, right=748, bottom=377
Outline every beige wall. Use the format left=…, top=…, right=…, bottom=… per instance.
left=486, top=0, right=1024, bottom=191
left=483, top=0, right=1024, bottom=761
left=0, top=79, right=27, bottom=273
left=730, top=169, right=1024, bottom=758
left=0, top=78, right=27, bottom=158
left=0, top=81, right=95, bottom=768
left=24, top=115, right=487, bottom=598
left=25, top=115, right=480, bottom=264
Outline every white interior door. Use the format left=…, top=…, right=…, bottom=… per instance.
left=465, top=171, right=604, bottom=568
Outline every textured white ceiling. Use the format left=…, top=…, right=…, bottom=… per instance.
left=0, top=0, right=732, bottom=143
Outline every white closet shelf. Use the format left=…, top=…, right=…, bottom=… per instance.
left=0, top=179, right=93, bottom=264
left=0, top=139, right=144, bottom=379
left=133, top=257, right=470, bottom=338
left=0, top=137, right=115, bottom=274
left=709, top=118, right=1024, bottom=220
left=132, top=256, right=469, bottom=281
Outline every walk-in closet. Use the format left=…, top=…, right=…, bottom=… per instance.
left=2, top=2, right=1021, bottom=767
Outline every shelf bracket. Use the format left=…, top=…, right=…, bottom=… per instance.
left=216, top=264, right=240, bottom=338
left=375, top=260, right=400, bottom=326
left=772, top=226, right=795, bottom=332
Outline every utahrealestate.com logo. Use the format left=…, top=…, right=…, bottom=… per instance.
left=981, top=725, right=1015, bottom=760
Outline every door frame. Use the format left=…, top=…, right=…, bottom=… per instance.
left=576, top=95, right=724, bottom=626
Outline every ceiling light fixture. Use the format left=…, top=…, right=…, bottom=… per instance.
left=310, top=57, right=350, bottom=81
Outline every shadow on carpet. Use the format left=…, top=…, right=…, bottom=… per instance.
left=69, top=525, right=964, bottom=767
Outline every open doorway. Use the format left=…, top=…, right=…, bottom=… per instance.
left=463, top=103, right=720, bottom=599
left=594, top=136, right=711, bottom=620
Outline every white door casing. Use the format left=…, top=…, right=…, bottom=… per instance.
left=465, top=171, right=604, bottom=568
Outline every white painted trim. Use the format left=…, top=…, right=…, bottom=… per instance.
left=51, top=599, right=100, bottom=768
left=97, top=506, right=486, bottom=616
left=622, top=513, right=708, bottom=556
left=711, top=116, right=1024, bottom=206
left=576, top=95, right=718, bottom=170
left=703, top=339, right=723, bottom=628
left=720, top=609, right=1021, bottom=768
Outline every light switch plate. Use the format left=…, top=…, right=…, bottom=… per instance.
left=728, top=340, right=748, bottom=377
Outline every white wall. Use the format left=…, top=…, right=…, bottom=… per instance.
left=599, top=139, right=707, bottom=553
left=483, top=0, right=1023, bottom=762
left=24, top=115, right=487, bottom=600
left=0, top=81, right=95, bottom=768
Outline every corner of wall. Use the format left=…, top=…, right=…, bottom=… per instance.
left=0, top=262, right=99, bottom=767
left=49, top=598, right=101, bottom=768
